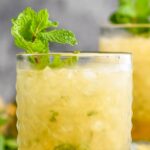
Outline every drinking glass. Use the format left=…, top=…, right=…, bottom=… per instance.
left=99, top=24, right=150, bottom=142
left=16, top=52, right=132, bottom=150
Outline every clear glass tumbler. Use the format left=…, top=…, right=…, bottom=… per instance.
left=99, top=24, right=150, bottom=142
left=16, top=52, right=132, bottom=150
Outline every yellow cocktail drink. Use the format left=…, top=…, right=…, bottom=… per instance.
left=16, top=53, right=132, bottom=150
left=100, top=25, right=150, bottom=141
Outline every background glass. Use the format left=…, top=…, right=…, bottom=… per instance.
left=99, top=24, right=150, bottom=142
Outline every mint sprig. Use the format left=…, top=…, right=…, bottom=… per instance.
left=11, top=7, right=77, bottom=53
left=11, top=7, right=78, bottom=69
left=49, top=51, right=80, bottom=68
left=0, top=113, right=17, bottom=150
left=54, top=143, right=89, bottom=150
left=38, top=29, right=77, bottom=46
left=110, top=0, right=150, bottom=35
left=0, top=136, right=17, bottom=150
left=54, top=143, right=76, bottom=150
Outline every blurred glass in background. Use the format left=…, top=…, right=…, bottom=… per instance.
left=99, top=0, right=150, bottom=148
left=100, top=25, right=150, bottom=142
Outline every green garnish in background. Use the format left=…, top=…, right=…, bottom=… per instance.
left=110, top=0, right=150, bottom=35
left=0, top=114, right=17, bottom=150
left=11, top=7, right=78, bottom=68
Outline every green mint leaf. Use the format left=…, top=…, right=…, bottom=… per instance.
left=0, top=135, right=5, bottom=150
left=38, top=29, right=78, bottom=46
left=14, top=34, right=49, bottom=69
left=110, top=0, right=150, bottom=35
left=11, top=7, right=78, bottom=69
left=0, top=118, right=7, bottom=126
left=135, top=0, right=150, bottom=19
left=87, top=111, right=98, bottom=117
left=111, top=0, right=150, bottom=23
left=49, top=51, right=80, bottom=68
left=54, top=143, right=76, bottom=150
left=5, top=138, right=17, bottom=149
left=14, top=36, right=49, bottom=53
left=0, top=112, right=9, bottom=126
left=49, top=110, right=59, bottom=122
left=11, top=7, right=77, bottom=52
left=30, top=9, right=58, bottom=38
left=28, top=54, right=50, bottom=70
left=11, top=7, right=55, bottom=53
left=11, top=7, right=36, bottom=42
left=49, top=54, right=64, bottom=68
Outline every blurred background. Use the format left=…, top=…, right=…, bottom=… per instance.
left=0, top=0, right=117, bottom=103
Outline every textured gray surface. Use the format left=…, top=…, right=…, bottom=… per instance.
left=0, top=0, right=117, bottom=102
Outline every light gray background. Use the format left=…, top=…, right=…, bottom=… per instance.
left=0, top=0, right=117, bottom=102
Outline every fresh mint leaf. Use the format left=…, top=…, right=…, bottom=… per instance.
left=0, top=112, right=9, bottom=126
left=29, top=54, right=50, bottom=69
left=110, top=0, right=150, bottom=24
left=0, top=135, right=5, bottom=150
left=14, top=36, right=49, bottom=53
left=49, top=110, right=59, bottom=122
left=49, top=51, right=80, bottom=68
left=0, top=116, right=8, bottom=126
left=110, top=0, right=150, bottom=35
left=11, top=7, right=77, bottom=52
left=62, top=56, right=79, bottom=67
left=11, top=7, right=78, bottom=68
left=5, top=138, right=17, bottom=149
left=87, top=111, right=98, bottom=117
left=135, top=0, right=150, bottom=19
left=54, top=143, right=76, bottom=150
left=11, top=7, right=54, bottom=53
left=11, top=7, right=35, bottom=42
left=30, top=9, right=58, bottom=39
left=49, top=54, right=64, bottom=68
left=38, top=29, right=77, bottom=46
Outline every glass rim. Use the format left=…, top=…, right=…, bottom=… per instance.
left=100, top=23, right=150, bottom=28
left=16, top=51, right=132, bottom=57
left=17, top=52, right=132, bottom=67
left=16, top=51, right=132, bottom=56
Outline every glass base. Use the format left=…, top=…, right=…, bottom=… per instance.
left=131, top=142, right=150, bottom=150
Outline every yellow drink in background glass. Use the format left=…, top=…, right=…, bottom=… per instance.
left=16, top=53, right=132, bottom=150
left=99, top=24, right=150, bottom=141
